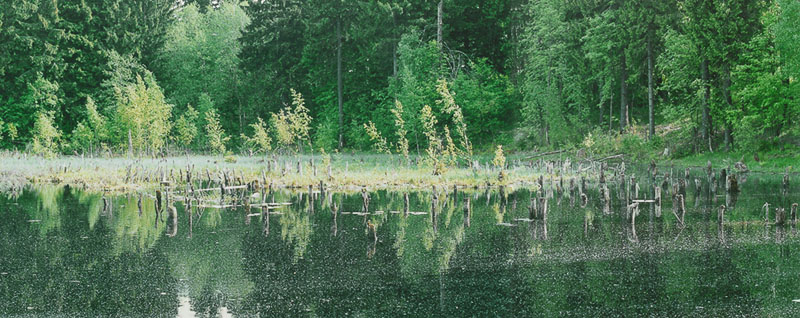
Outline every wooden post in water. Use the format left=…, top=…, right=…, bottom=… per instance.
left=464, top=197, right=471, bottom=228
left=167, top=205, right=177, bottom=237
left=403, top=192, right=409, bottom=216
left=155, top=190, right=162, bottom=213
left=775, top=207, right=786, bottom=226
left=263, top=205, right=270, bottom=236
left=539, top=197, right=548, bottom=222
left=308, top=185, right=314, bottom=213
left=361, top=187, right=370, bottom=212
left=528, top=195, right=536, bottom=219
left=783, top=171, right=790, bottom=198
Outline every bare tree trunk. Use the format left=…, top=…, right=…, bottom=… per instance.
left=337, top=17, right=344, bottom=150
left=647, top=37, right=655, bottom=139
left=437, top=0, right=443, bottom=49
left=620, top=53, right=628, bottom=132
left=701, top=59, right=712, bottom=151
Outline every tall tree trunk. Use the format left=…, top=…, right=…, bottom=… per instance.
left=437, top=0, right=443, bottom=49
left=647, top=37, right=655, bottom=139
left=609, top=92, right=613, bottom=133
left=619, top=53, right=628, bottom=132
left=701, top=59, right=712, bottom=151
left=337, top=17, right=344, bottom=150
left=392, top=11, right=398, bottom=77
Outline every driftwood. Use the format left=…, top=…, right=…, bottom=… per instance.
left=524, top=149, right=568, bottom=160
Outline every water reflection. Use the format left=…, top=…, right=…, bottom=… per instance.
left=0, top=169, right=799, bottom=317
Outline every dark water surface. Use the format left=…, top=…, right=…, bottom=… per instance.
left=1, top=171, right=799, bottom=317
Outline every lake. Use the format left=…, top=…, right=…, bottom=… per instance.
left=1, top=169, right=799, bottom=317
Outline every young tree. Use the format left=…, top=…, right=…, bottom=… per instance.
left=242, top=117, right=273, bottom=156
left=31, top=112, right=61, bottom=158
left=436, top=79, right=471, bottom=157
left=363, top=121, right=391, bottom=154
left=72, top=97, right=108, bottom=154
left=271, top=89, right=312, bottom=152
left=391, top=100, right=410, bottom=163
left=172, top=105, right=199, bottom=152
left=205, top=108, right=229, bottom=155
left=115, top=74, right=173, bottom=155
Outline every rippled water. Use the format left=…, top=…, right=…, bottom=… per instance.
left=1, top=170, right=799, bottom=317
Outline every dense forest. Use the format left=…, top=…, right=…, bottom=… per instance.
left=1, top=0, right=798, bottom=158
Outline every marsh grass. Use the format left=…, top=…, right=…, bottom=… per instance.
left=0, top=152, right=569, bottom=193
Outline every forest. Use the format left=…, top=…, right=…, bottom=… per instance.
left=1, top=0, right=798, bottom=159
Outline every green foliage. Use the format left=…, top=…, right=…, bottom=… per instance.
left=452, top=59, right=516, bottom=146
left=436, top=79, right=471, bottom=157
left=391, top=100, right=410, bottom=163
left=492, top=145, right=506, bottom=169
left=420, top=105, right=444, bottom=175
left=363, top=121, right=391, bottom=155
left=173, top=105, right=199, bottom=150
left=157, top=2, right=248, bottom=137
left=242, top=117, right=273, bottom=156
left=312, top=117, right=339, bottom=151
left=7, top=123, right=18, bottom=143
left=31, top=112, right=61, bottom=158
left=115, top=74, right=173, bottom=155
left=271, top=89, right=312, bottom=152
left=70, top=97, right=108, bottom=153
left=70, top=123, right=94, bottom=153
left=204, top=108, right=229, bottom=155
left=0, top=0, right=798, bottom=157
left=581, top=127, right=659, bottom=161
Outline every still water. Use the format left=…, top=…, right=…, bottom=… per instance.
left=1, top=171, right=799, bottom=317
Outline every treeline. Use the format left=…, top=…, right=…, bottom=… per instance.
left=520, top=0, right=800, bottom=156
left=0, top=0, right=798, bottom=157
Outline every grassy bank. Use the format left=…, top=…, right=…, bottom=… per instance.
left=667, top=150, right=798, bottom=173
